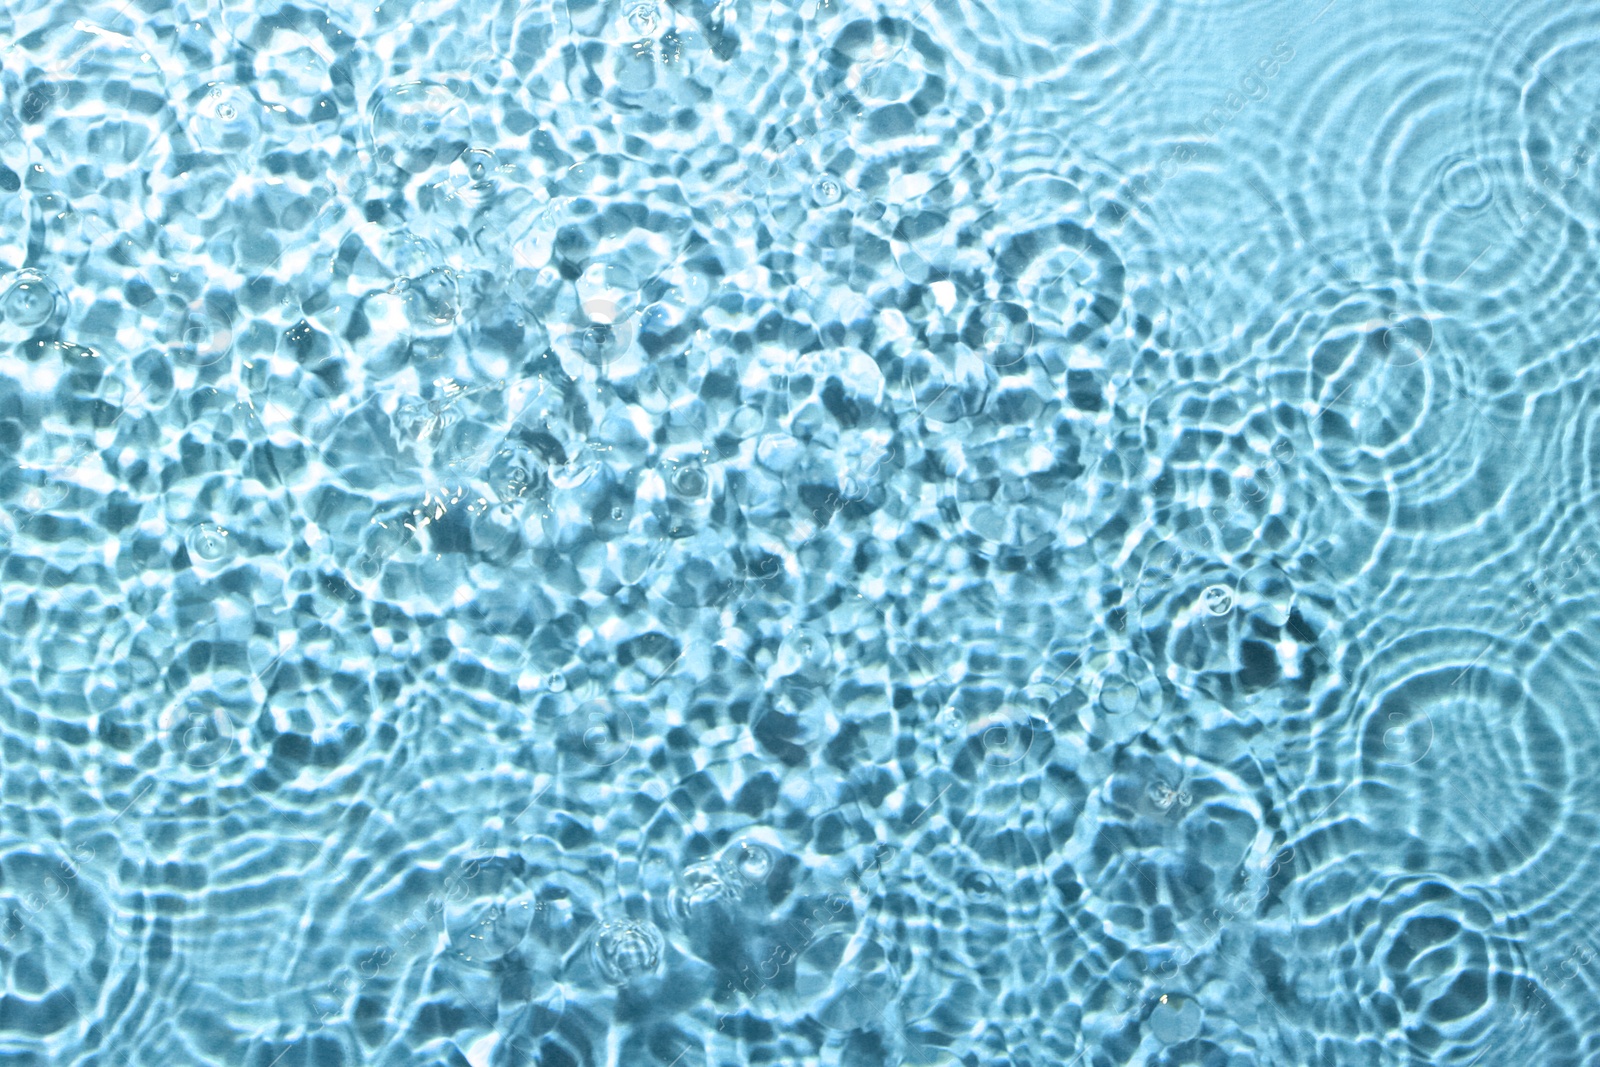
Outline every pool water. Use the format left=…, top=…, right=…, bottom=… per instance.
left=1, top=0, right=1597, bottom=1064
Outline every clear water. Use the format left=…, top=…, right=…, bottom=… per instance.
left=0, top=0, right=1596, bottom=1063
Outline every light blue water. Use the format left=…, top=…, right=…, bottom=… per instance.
left=1, top=0, right=1597, bottom=1063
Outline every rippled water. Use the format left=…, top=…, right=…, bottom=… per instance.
left=1, top=0, right=1597, bottom=1063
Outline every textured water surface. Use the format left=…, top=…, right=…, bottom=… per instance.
left=1, top=0, right=1598, bottom=1064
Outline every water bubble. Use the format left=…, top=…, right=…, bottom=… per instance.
left=625, top=2, right=661, bottom=35
left=590, top=918, right=665, bottom=984
left=811, top=176, right=844, bottom=206
left=559, top=699, right=634, bottom=767
left=974, top=708, right=1035, bottom=769
left=488, top=444, right=547, bottom=502
left=776, top=626, right=831, bottom=678
left=960, top=870, right=998, bottom=900
left=722, top=839, right=774, bottom=887
left=955, top=683, right=1052, bottom=773
left=187, top=523, right=233, bottom=565
left=1099, top=676, right=1139, bottom=715
left=165, top=298, right=234, bottom=366
left=576, top=320, right=634, bottom=368
left=462, top=147, right=496, bottom=182
left=670, top=861, right=739, bottom=927
left=189, top=83, right=262, bottom=156
left=1377, top=313, right=1432, bottom=366
left=2, top=271, right=59, bottom=330
left=163, top=699, right=237, bottom=768
left=1150, top=993, right=1204, bottom=1043
left=1368, top=700, right=1434, bottom=767
left=670, top=463, right=708, bottom=499
left=1200, top=584, right=1234, bottom=616
left=971, top=301, right=1033, bottom=368
left=447, top=891, right=534, bottom=967
left=1439, top=156, right=1493, bottom=212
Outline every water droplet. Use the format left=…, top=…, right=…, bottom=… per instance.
left=1377, top=314, right=1431, bottom=366
left=974, top=302, right=1032, bottom=368
left=191, top=84, right=259, bottom=153
left=611, top=506, right=625, bottom=521
left=670, top=463, right=708, bottom=499
left=626, top=2, right=660, bottom=35
left=590, top=918, right=664, bottom=984
left=1201, top=584, right=1234, bottom=616
left=1098, top=682, right=1136, bottom=722
left=1440, top=157, right=1493, bottom=212
left=810, top=176, right=844, bottom=206
left=488, top=445, right=545, bottom=502
left=722, top=839, right=773, bottom=887
left=167, top=300, right=234, bottom=366
left=669, top=861, right=738, bottom=938
left=462, top=146, right=495, bottom=182
left=548, top=673, right=568, bottom=693
left=779, top=625, right=831, bottom=672
left=960, top=870, right=998, bottom=899
left=1150, top=993, right=1204, bottom=1043
left=560, top=700, right=635, bottom=768
left=1, top=274, right=56, bottom=329
left=187, top=523, right=232, bottom=564
left=578, top=321, right=632, bottom=366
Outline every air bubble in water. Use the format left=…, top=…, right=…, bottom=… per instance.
left=626, top=2, right=660, bottom=35
left=722, top=839, right=773, bottom=887
left=578, top=321, right=632, bottom=367
left=166, top=298, right=235, bottom=366
left=1201, top=584, right=1234, bottom=616
left=488, top=444, right=546, bottom=502
left=672, top=862, right=737, bottom=916
left=1150, top=993, right=1204, bottom=1043
left=187, top=523, right=232, bottom=564
left=2, top=271, right=58, bottom=329
left=590, top=918, right=664, bottom=984
left=961, top=870, right=998, bottom=899
left=670, top=463, right=708, bottom=499
left=811, top=176, right=844, bottom=205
